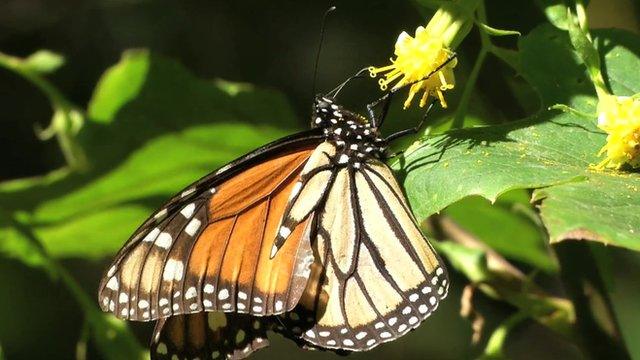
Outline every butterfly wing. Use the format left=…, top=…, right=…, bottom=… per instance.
left=279, top=157, right=449, bottom=351
left=150, top=312, right=270, bottom=360
left=98, top=130, right=324, bottom=321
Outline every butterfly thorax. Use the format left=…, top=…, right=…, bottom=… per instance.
left=312, top=96, right=387, bottom=165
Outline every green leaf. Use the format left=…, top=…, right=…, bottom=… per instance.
left=534, top=0, right=569, bottom=30
left=394, top=25, right=640, bottom=251
left=533, top=174, right=640, bottom=247
left=0, top=50, right=295, bottom=357
left=519, top=25, right=597, bottom=112
left=88, top=50, right=150, bottom=124
left=437, top=242, right=489, bottom=283
left=489, top=46, right=522, bottom=73
left=22, top=50, right=65, bottom=74
left=445, top=193, right=557, bottom=272
left=0, top=51, right=298, bottom=260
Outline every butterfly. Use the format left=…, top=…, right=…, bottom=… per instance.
left=98, top=68, right=451, bottom=360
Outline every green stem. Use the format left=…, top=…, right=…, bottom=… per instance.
left=451, top=0, right=490, bottom=129
left=0, top=51, right=88, bottom=171
left=451, top=48, right=487, bottom=128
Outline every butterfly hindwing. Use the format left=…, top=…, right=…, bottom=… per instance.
left=151, top=312, right=270, bottom=360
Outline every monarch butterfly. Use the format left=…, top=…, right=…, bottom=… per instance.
left=98, top=61, right=452, bottom=359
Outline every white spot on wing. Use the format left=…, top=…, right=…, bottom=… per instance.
left=275, top=300, right=283, bottom=311
left=291, top=182, right=303, bottom=198
left=155, top=232, right=173, bottom=249
left=185, top=287, right=197, bottom=300
left=162, top=259, right=184, bottom=281
left=143, top=228, right=161, bottom=242
left=107, top=266, right=117, bottom=277
left=204, top=284, right=214, bottom=294
left=106, top=277, right=119, bottom=290
left=218, top=289, right=229, bottom=300
left=181, top=188, right=196, bottom=198
left=180, top=203, right=196, bottom=218
left=185, top=218, right=201, bottom=236
left=154, top=209, right=167, bottom=219
left=118, top=292, right=128, bottom=303
left=278, top=226, right=291, bottom=239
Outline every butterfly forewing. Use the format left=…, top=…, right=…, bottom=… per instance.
left=98, top=134, right=324, bottom=321
left=281, top=157, right=448, bottom=351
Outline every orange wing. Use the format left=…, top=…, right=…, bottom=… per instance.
left=98, top=143, right=319, bottom=321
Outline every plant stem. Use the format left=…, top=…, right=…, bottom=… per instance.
left=0, top=51, right=88, bottom=171
left=451, top=0, right=490, bottom=128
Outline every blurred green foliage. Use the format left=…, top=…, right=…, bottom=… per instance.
left=1, top=0, right=639, bottom=359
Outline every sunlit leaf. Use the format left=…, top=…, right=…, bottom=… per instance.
left=394, top=25, right=640, bottom=251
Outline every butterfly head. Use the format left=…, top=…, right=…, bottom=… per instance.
left=312, top=95, right=386, bottom=160
left=311, top=96, right=367, bottom=128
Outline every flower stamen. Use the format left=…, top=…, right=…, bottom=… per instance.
left=369, top=25, right=457, bottom=109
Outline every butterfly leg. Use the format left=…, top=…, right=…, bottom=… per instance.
left=384, top=100, right=436, bottom=143
left=366, top=92, right=393, bottom=129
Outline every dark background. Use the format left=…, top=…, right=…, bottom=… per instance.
left=1, top=0, right=638, bottom=359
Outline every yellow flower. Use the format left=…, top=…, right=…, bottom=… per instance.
left=596, top=94, right=640, bottom=169
left=369, top=26, right=457, bottom=109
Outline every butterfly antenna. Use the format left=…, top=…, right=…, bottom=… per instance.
left=311, top=5, right=337, bottom=100
left=326, top=67, right=371, bottom=98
